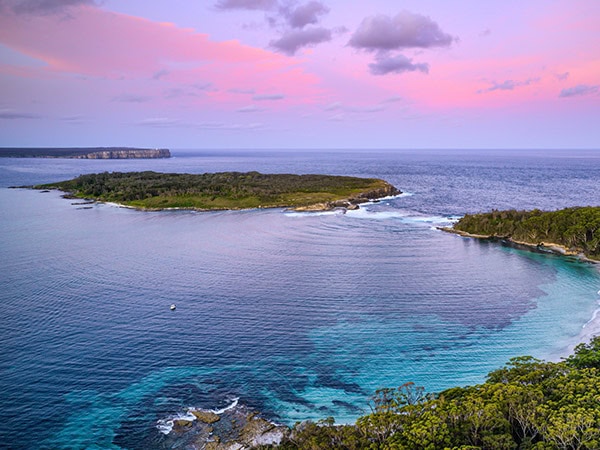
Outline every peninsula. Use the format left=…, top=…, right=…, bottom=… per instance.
left=0, top=147, right=170, bottom=159
left=34, top=171, right=400, bottom=211
left=443, top=207, right=600, bottom=261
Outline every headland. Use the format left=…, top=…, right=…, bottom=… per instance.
left=0, top=147, right=171, bottom=159
left=440, top=207, right=600, bottom=263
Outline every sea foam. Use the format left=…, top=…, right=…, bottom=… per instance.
left=156, top=397, right=241, bottom=435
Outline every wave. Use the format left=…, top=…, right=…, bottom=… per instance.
left=210, top=397, right=240, bottom=414
left=284, top=210, right=345, bottom=218
left=345, top=207, right=457, bottom=226
left=156, top=397, right=241, bottom=435
left=373, top=192, right=413, bottom=202
left=583, top=307, right=600, bottom=329
left=156, top=410, right=197, bottom=435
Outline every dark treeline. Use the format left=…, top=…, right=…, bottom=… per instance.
left=266, top=338, right=600, bottom=449
left=453, top=207, right=600, bottom=260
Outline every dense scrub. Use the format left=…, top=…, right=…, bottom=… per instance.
left=269, top=338, right=600, bottom=449
left=37, top=171, right=395, bottom=210
left=453, top=207, right=600, bottom=259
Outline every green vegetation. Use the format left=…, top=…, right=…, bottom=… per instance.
left=453, top=207, right=600, bottom=260
left=267, top=337, right=600, bottom=449
left=36, top=171, right=398, bottom=210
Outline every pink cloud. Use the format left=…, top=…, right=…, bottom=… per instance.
left=0, top=6, right=269, bottom=74
left=0, top=4, right=321, bottom=104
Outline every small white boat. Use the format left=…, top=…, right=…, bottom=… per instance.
left=170, top=304, right=176, bottom=310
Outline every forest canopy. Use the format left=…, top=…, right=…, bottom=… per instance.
left=270, top=337, right=600, bottom=449
left=453, top=207, right=600, bottom=260
left=36, top=171, right=398, bottom=211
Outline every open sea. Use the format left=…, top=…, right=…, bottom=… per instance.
left=0, top=149, right=599, bottom=449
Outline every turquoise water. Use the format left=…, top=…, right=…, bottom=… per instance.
left=0, top=150, right=599, bottom=448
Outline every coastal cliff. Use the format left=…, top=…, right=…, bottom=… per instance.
left=0, top=147, right=171, bottom=159
left=72, top=148, right=171, bottom=159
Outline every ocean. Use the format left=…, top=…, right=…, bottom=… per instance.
left=0, top=149, right=599, bottom=449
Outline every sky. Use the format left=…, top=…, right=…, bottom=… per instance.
left=0, top=0, right=598, bottom=149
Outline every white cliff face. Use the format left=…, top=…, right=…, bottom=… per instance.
left=0, top=147, right=171, bottom=158
left=73, top=149, right=171, bottom=159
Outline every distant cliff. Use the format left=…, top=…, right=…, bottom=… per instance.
left=0, top=147, right=171, bottom=159
left=72, top=148, right=171, bottom=159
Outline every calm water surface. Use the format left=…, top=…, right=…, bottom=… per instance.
left=0, top=149, right=599, bottom=449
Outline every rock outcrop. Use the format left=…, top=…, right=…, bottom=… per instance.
left=160, top=405, right=287, bottom=450
left=191, top=410, right=221, bottom=424
left=294, top=182, right=401, bottom=211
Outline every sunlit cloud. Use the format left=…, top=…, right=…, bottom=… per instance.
left=478, top=78, right=541, bottom=94
left=152, top=69, right=170, bottom=80
left=349, top=11, right=455, bottom=51
left=0, top=6, right=301, bottom=76
left=369, top=53, right=429, bottom=76
left=112, top=94, right=152, bottom=103
left=0, top=4, right=322, bottom=106
left=136, top=117, right=184, bottom=127
left=214, top=0, right=276, bottom=11
left=237, top=104, right=265, bottom=112
left=0, top=108, right=42, bottom=119
left=349, top=11, right=455, bottom=76
left=253, top=94, right=285, bottom=100
left=192, top=82, right=214, bottom=91
left=229, top=88, right=255, bottom=94
left=279, top=1, right=329, bottom=29
left=381, top=96, right=403, bottom=104
left=559, top=84, right=599, bottom=98
left=2, top=0, right=97, bottom=15
left=554, top=72, right=569, bottom=81
left=323, top=101, right=342, bottom=111
left=59, top=114, right=86, bottom=124
left=270, top=26, right=332, bottom=55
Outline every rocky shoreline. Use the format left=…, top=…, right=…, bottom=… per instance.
left=439, top=227, right=599, bottom=265
left=157, top=403, right=288, bottom=449
left=289, top=184, right=401, bottom=212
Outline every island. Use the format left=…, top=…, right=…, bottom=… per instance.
left=0, top=147, right=170, bottom=159
left=33, top=171, right=400, bottom=211
left=441, top=207, right=600, bottom=261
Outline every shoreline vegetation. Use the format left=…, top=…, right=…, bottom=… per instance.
left=30, top=171, right=400, bottom=212
left=163, top=338, right=600, bottom=449
left=441, top=207, right=600, bottom=263
left=0, top=147, right=170, bottom=159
